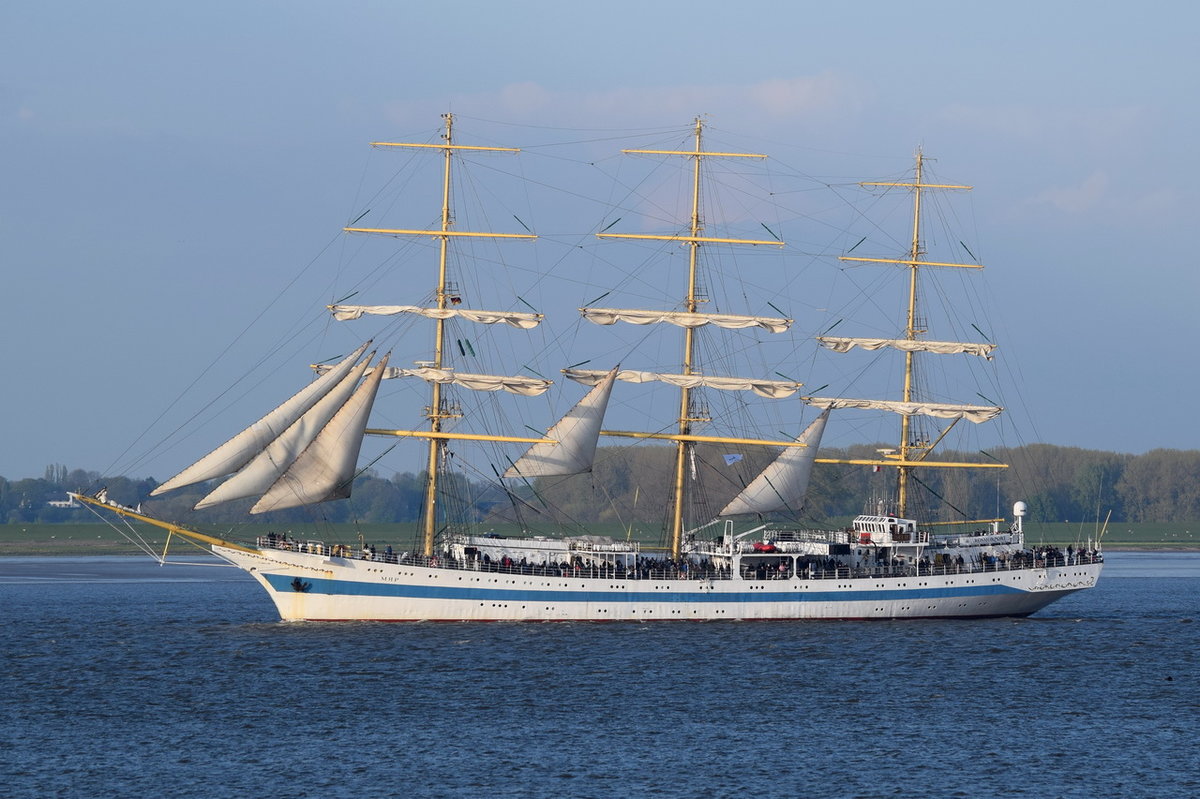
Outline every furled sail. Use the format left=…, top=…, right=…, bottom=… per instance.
left=330, top=304, right=542, bottom=329
left=818, top=336, right=995, bottom=359
left=250, top=353, right=391, bottom=513
left=805, top=397, right=1002, bottom=424
left=313, top=364, right=552, bottom=396
left=193, top=354, right=373, bottom=509
left=503, top=367, right=618, bottom=478
left=719, top=409, right=829, bottom=516
left=581, top=307, right=791, bottom=334
left=150, top=342, right=372, bottom=496
left=378, top=366, right=551, bottom=396
left=564, top=368, right=802, bottom=399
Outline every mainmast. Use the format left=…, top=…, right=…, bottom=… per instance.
left=594, top=118, right=787, bottom=557
left=674, top=118, right=707, bottom=561
left=343, top=114, right=538, bottom=556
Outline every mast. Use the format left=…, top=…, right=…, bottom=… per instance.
left=836, top=150, right=986, bottom=517
left=672, top=117, right=704, bottom=560
left=898, top=151, right=925, bottom=513
left=344, top=114, right=536, bottom=556
left=424, top=113, right=455, bottom=561
left=596, top=118, right=785, bottom=557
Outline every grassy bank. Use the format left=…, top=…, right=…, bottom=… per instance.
left=0, top=520, right=1195, bottom=556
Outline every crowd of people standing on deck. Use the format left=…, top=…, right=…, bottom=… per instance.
left=257, top=531, right=1101, bottom=581
left=977, top=545, right=1101, bottom=571
left=256, top=533, right=730, bottom=579
left=457, top=552, right=730, bottom=580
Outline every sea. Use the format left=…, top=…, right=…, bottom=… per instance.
left=1, top=552, right=1196, bottom=799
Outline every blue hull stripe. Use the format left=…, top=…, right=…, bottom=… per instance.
left=264, top=573, right=1025, bottom=604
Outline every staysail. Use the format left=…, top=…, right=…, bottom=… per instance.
left=719, top=409, right=829, bottom=516
left=503, top=367, right=618, bottom=478
left=193, top=354, right=374, bottom=509
left=250, top=353, right=391, bottom=513
left=150, top=342, right=372, bottom=496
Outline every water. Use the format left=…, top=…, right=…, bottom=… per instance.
left=1, top=553, right=1196, bottom=799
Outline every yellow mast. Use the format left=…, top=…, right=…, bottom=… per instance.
left=597, top=118, right=782, bottom=557
left=71, top=492, right=257, bottom=555
left=420, top=114, right=455, bottom=560
left=898, top=151, right=925, bottom=514
left=345, top=114, right=535, bottom=556
left=838, top=150, right=977, bottom=517
left=671, top=118, right=704, bottom=561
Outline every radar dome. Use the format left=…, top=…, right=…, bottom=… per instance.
left=1013, top=501, right=1028, bottom=518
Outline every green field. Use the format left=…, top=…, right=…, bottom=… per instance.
left=0, top=519, right=1194, bottom=556
left=0, top=522, right=420, bottom=556
left=1025, top=521, right=1197, bottom=548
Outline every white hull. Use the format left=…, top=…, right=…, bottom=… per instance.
left=215, top=545, right=1102, bottom=622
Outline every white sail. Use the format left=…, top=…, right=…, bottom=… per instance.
left=150, top=342, right=371, bottom=496
left=720, top=409, right=829, bottom=516
left=379, top=366, right=552, bottom=396
left=504, top=367, right=618, bottom=478
left=194, top=354, right=373, bottom=509
left=330, top=304, right=542, bottom=329
left=805, top=397, right=1002, bottom=424
left=818, top=336, right=995, bottom=359
left=250, top=353, right=390, bottom=513
left=313, top=363, right=552, bottom=396
left=582, top=307, right=791, bottom=334
left=564, top=368, right=801, bottom=399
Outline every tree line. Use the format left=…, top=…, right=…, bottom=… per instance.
left=5, top=444, right=1199, bottom=526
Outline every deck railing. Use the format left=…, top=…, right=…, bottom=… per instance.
left=254, top=536, right=1101, bottom=582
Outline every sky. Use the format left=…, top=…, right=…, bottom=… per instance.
left=3, top=0, right=1198, bottom=482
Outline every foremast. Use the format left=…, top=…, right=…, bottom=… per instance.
left=820, top=150, right=1005, bottom=518
left=592, top=118, right=788, bottom=557
left=343, top=114, right=538, bottom=556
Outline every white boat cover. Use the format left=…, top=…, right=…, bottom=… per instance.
left=564, top=368, right=801, bottom=399
left=503, top=367, right=618, bottom=478
left=818, top=336, right=995, bottom=359
left=719, top=409, right=829, bottom=516
left=194, top=355, right=373, bottom=509
left=330, top=304, right=542, bottom=329
left=150, top=342, right=371, bottom=496
left=805, top=397, right=1002, bottom=424
left=581, top=307, right=791, bottom=334
left=251, top=353, right=390, bottom=513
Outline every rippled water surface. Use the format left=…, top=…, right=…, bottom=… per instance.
left=2, top=552, right=1197, bottom=798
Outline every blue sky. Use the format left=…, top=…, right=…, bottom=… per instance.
left=3, top=1, right=1197, bottom=481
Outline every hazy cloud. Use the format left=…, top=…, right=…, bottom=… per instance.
left=496, top=82, right=553, bottom=116
left=1031, top=171, right=1110, bottom=214
left=387, top=72, right=861, bottom=129
left=1024, top=171, right=1181, bottom=227
left=748, top=75, right=856, bottom=117
left=938, top=103, right=1145, bottom=143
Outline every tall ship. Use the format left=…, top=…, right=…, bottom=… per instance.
left=76, top=115, right=1102, bottom=620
